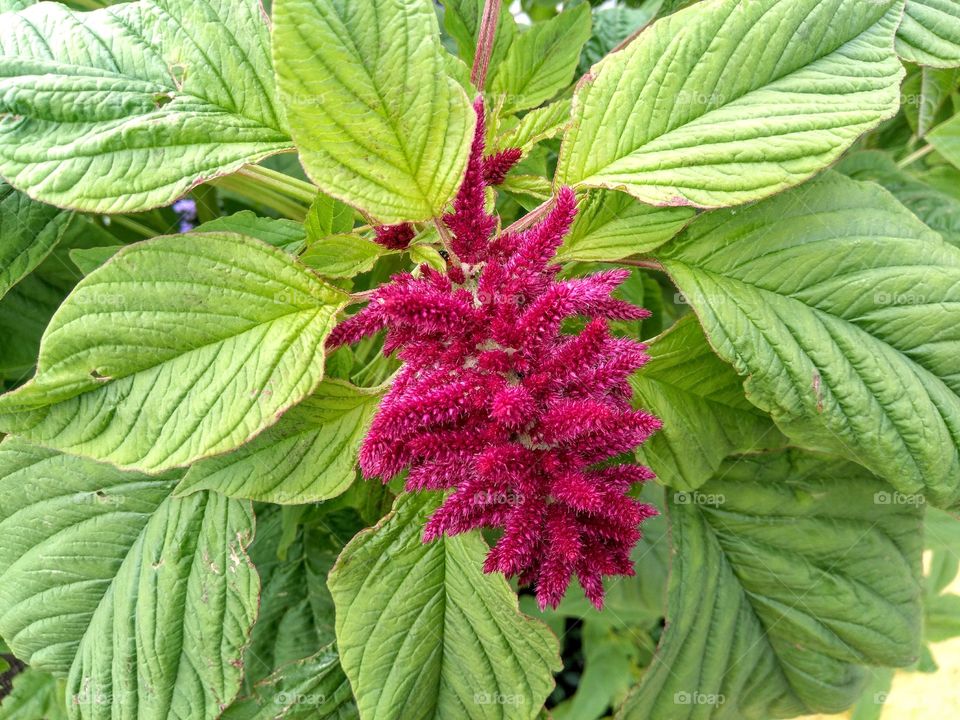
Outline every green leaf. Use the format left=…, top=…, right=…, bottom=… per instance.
left=328, top=493, right=561, bottom=720
left=919, top=67, right=959, bottom=136
left=175, top=380, right=382, bottom=504
left=556, top=190, right=694, bottom=262
left=631, top=316, right=786, bottom=491
left=194, top=211, right=307, bottom=253
left=494, top=99, right=571, bottom=155
left=557, top=0, right=905, bottom=208
left=300, top=235, right=386, bottom=279
left=925, top=593, right=960, bottom=641
left=273, top=0, right=475, bottom=223
left=0, top=439, right=258, bottom=720
left=619, top=449, right=924, bottom=720
left=0, top=232, right=348, bottom=473
left=653, top=172, right=960, bottom=507
left=0, top=0, right=290, bottom=213
left=305, top=194, right=355, bottom=241
left=0, top=668, right=66, bottom=720
left=222, top=647, right=357, bottom=720
left=68, top=246, right=125, bottom=276
left=837, top=150, right=960, bottom=246
left=578, top=5, right=660, bottom=75
left=490, top=4, right=592, bottom=114
left=897, top=0, right=960, bottom=68
left=928, top=111, right=960, bottom=169
left=0, top=184, right=73, bottom=300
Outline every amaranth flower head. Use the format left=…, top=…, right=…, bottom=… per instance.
left=330, top=99, right=662, bottom=610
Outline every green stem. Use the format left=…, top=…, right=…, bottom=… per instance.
left=898, top=144, right=934, bottom=168
left=237, top=164, right=318, bottom=205
left=108, top=216, right=158, bottom=238
left=209, top=175, right=308, bottom=220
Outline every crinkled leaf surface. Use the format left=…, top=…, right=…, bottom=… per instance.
left=0, top=0, right=290, bottom=213
left=328, top=493, right=561, bottom=720
left=897, top=0, right=960, bottom=68
left=175, top=380, right=382, bottom=504
left=0, top=438, right=258, bottom=720
left=0, top=183, right=73, bottom=299
left=272, top=0, right=475, bottom=223
left=654, top=172, right=960, bottom=506
left=557, top=0, right=905, bottom=208
left=631, top=316, right=786, bottom=491
left=0, top=232, right=347, bottom=473
left=619, top=449, right=923, bottom=720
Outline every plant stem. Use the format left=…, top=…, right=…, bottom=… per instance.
left=607, top=258, right=665, bottom=272
left=472, top=0, right=502, bottom=90
left=898, top=144, right=934, bottom=168
left=108, top=216, right=158, bottom=238
left=209, top=175, right=308, bottom=220
left=504, top=195, right=555, bottom=234
left=237, top=164, right=318, bottom=205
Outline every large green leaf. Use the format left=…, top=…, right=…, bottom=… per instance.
left=176, top=380, right=381, bottom=504
left=489, top=4, right=592, bottom=114
left=619, top=450, right=924, bottom=720
left=653, top=172, right=960, bottom=506
left=556, top=190, right=694, bottom=262
left=328, top=493, right=561, bottom=720
left=0, top=183, right=73, bottom=300
left=0, top=439, right=258, bottom=720
left=578, top=5, right=660, bottom=75
left=0, top=232, right=347, bottom=473
left=557, top=0, right=905, bottom=208
left=440, top=0, right=515, bottom=73
left=897, top=0, right=960, bottom=68
left=0, top=0, right=289, bottom=213
left=631, top=316, right=786, bottom=491
left=273, top=0, right=475, bottom=223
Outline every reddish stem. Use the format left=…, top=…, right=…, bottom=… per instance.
left=471, top=0, right=502, bottom=90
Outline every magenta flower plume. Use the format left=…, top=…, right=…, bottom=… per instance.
left=330, top=99, right=662, bottom=610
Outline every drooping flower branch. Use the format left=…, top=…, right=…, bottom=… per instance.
left=331, top=100, right=661, bottom=610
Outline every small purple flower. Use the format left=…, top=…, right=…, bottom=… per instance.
left=172, top=198, right=197, bottom=233
left=331, top=99, right=661, bottom=610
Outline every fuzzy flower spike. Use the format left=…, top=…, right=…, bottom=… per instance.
left=330, top=99, right=662, bottom=610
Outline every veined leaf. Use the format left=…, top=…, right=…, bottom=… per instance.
left=653, top=172, right=960, bottom=506
left=300, top=235, right=386, bottom=279
left=0, top=0, right=290, bottom=213
left=194, top=211, right=307, bottom=254
left=918, top=67, right=959, bottom=136
left=305, top=194, right=355, bottom=241
left=490, top=4, right=592, bottom=114
left=0, top=232, right=348, bottom=473
left=328, top=493, right=561, bottom=720
left=494, top=99, right=571, bottom=155
left=0, top=183, right=73, bottom=299
left=631, top=316, right=786, bottom=491
left=619, top=449, right=923, bottom=720
left=0, top=439, right=258, bottom=720
left=273, top=0, right=475, bottom=223
left=557, top=0, right=905, bottom=208
left=556, top=190, right=694, bottom=262
left=175, top=380, right=382, bottom=504
left=897, top=0, right=960, bottom=68
left=578, top=5, right=660, bottom=75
